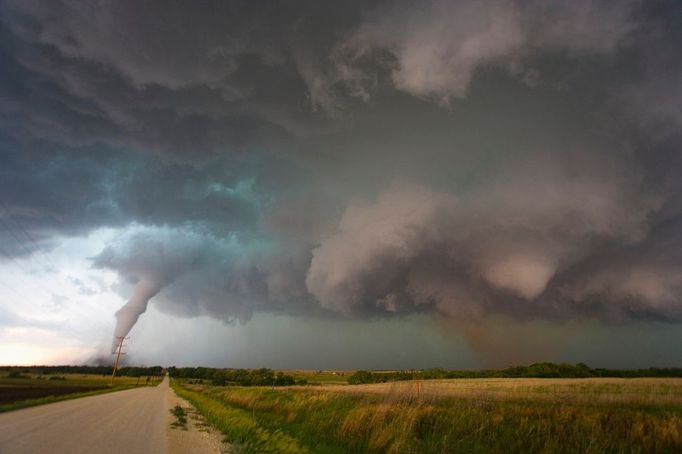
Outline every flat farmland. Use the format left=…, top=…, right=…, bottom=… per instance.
left=174, top=377, right=682, bottom=453
left=318, top=377, right=682, bottom=407
left=0, top=372, right=156, bottom=412
left=289, top=370, right=351, bottom=385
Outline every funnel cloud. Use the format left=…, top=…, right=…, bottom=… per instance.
left=111, top=277, right=161, bottom=351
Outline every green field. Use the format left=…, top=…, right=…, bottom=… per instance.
left=173, top=377, right=682, bottom=453
left=0, top=371, right=161, bottom=412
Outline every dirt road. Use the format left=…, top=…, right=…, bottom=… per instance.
left=0, top=376, right=220, bottom=454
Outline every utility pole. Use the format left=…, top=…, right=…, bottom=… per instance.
left=110, top=336, right=128, bottom=386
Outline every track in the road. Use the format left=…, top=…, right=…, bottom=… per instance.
left=0, top=377, right=170, bottom=454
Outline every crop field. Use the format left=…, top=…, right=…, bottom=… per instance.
left=174, top=377, right=682, bottom=453
left=0, top=371, right=158, bottom=412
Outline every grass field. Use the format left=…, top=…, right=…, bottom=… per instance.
left=0, top=372, right=160, bottom=412
left=173, top=377, right=682, bottom=453
left=289, top=370, right=350, bottom=385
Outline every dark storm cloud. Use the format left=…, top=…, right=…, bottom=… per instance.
left=1, top=0, right=682, bottom=350
left=320, top=0, right=641, bottom=108
left=0, top=0, right=379, bottom=158
left=305, top=149, right=671, bottom=320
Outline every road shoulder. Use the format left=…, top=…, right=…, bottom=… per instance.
left=166, top=382, right=231, bottom=454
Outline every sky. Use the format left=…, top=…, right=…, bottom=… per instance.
left=0, top=0, right=681, bottom=369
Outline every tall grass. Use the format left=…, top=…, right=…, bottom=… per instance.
left=175, top=379, right=682, bottom=453
left=173, top=384, right=310, bottom=453
left=320, top=378, right=682, bottom=408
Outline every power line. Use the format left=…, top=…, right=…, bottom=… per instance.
left=0, top=198, right=57, bottom=272
left=0, top=243, right=111, bottom=335
left=0, top=274, right=41, bottom=305
left=0, top=243, right=70, bottom=300
left=0, top=217, right=42, bottom=268
left=0, top=215, right=114, bottom=342
left=0, top=200, right=109, bottom=325
left=0, top=198, right=127, bottom=339
left=0, top=243, right=35, bottom=276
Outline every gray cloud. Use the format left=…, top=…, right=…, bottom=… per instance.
left=67, top=277, right=98, bottom=296
left=91, top=225, right=321, bottom=346
left=10, top=1, right=280, bottom=91
left=328, top=0, right=640, bottom=106
left=306, top=149, right=668, bottom=321
left=0, top=0, right=681, bottom=364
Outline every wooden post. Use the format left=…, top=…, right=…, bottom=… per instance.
left=110, top=336, right=127, bottom=386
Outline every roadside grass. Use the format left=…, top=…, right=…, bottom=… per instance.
left=174, top=378, right=682, bottom=453
left=170, top=404, right=188, bottom=429
left=173, top=383, right=311, bottom=453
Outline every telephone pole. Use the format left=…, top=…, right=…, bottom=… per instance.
left=110, top=336, right=128, bottom=386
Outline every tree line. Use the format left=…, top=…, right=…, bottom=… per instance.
left=347, top=362, right=682, bottom=384
left=167, top=367, right=300, bottom=386
left=0, top=365, right=164, bottom=377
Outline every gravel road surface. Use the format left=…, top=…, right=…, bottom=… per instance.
left=0, top=376, right=214, bottom=454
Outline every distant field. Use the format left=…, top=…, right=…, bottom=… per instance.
left=318, top=377, right=682, bottom=407
left=288, top=370, right=350, bottom=385
left=0, top=372, right=159, bottom=412
left=174, top=377, right=682, bottom=453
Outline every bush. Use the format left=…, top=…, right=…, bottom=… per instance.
left=7, top=371, right=29, bottom=379
left=209, top=369, right=296, bottom=387
left=348, top=370, right=383, bottom=384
